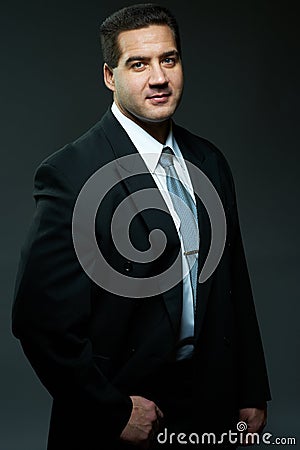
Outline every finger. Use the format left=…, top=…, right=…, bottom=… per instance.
left=155, top=405, right=164, bottom=419
left=152, top=418, right=160, bottom=433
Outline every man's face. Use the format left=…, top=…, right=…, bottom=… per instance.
left=104, top=25, right=184, bottom=124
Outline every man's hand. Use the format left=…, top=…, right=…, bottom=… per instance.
left=120, top=395, right=164, bottom=448
left=239, top=405, right=267, bottom=445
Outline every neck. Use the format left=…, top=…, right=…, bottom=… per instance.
left=114, top=102, right=171, bottom=144
left=133, top=118, right=170, bottom=144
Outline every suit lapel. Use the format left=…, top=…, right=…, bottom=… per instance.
left=99, top=110, right=182, bottom=336
left=99, top=110, right=180, bottom=252
left=100, top=110, right=220, bottom=342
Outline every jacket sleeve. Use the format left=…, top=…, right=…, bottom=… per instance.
left=12, top=162, right=132, bottom=440
left=224, top=159, right=272, bottom=408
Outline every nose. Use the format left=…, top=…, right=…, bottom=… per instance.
left=149, top=62, right=169, bottom=86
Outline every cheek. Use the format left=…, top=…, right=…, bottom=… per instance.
left=117, top=77, right=143, bottom=99
left=168, top=70, right=183, bottom=93
left=176, top=72, right=184, bottom=90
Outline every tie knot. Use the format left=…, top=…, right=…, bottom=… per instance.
left=160, top=146, right=174, bottom=170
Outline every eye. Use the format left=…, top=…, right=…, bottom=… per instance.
left=131, top=62, right=146, bottom=70
left=162, top=58, right=176, bottom=66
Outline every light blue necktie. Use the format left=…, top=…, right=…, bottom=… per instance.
left=160, top=146, right=199, bottom=315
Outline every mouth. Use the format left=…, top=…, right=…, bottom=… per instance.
left=146, top=93, right=172, bottom=104
left=147, top=93, right=171, bottom=99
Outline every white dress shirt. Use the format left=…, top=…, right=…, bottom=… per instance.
left=111, top=102, right=198, bottom=359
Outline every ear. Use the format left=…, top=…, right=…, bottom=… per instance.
left=103, top=63, right=115, bottom=92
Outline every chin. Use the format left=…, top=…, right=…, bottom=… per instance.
left=144, top=115, right=171, bottom=123
left=138, top=109, right=175, bottom=124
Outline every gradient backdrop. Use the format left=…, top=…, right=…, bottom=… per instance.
left=1, top=0, right=299, bottom=448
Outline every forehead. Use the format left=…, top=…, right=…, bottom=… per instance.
left=117, top=25, right=177, bottom=60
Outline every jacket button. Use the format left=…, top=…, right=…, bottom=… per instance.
left=224, top=336, right=231, bottom=347
left=124, top=261, right=133, bottom=272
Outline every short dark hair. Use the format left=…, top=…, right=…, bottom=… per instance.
left=99, top=3, right=181, bottom=68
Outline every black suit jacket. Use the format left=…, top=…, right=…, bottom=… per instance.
left=12, top=109, right=271, bottom=449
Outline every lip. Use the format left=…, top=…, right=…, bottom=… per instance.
left=147, top=93, right=171, bottom=99
left=147, top=93, right=171, bottom=104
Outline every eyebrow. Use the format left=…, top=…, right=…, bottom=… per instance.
left=125, top=50, right=179, bottom=66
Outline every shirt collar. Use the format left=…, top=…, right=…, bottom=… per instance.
left=111, top=102, right=184, bottom=172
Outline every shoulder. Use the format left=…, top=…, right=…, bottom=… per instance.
left=174, top=123, right=235, bottom=187
left=34, top=113, right=116, bottom=192
left=42, top=119, right=105, bottom=169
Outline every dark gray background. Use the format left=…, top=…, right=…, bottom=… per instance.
left=1, top=0, right=299, bottom=448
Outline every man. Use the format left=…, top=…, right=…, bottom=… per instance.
left=12, top=4, right=271, bottom=450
